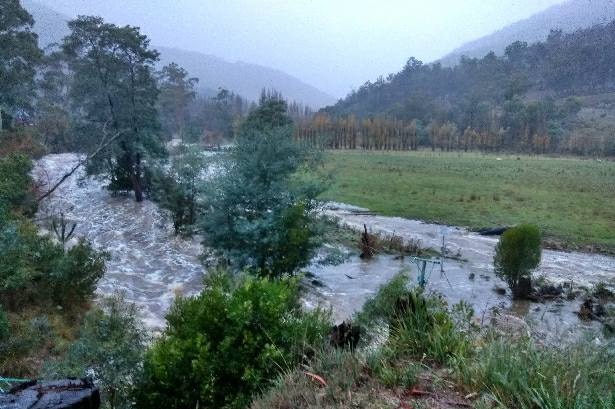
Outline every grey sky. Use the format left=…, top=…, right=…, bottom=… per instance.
left=36, top=0, right=567, bottom=98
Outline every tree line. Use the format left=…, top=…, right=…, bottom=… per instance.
left=320, top=20, right=615, bottom=156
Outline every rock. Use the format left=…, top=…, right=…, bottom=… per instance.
left=493, top=286, right=506, bottom=295
left=488, top=313, right=530, bottom=339
left=330, top=321, right=361, bottom=350
left=578, top=298, right=595, bottom=320
left=536, top=284, right=564, bottom=299
left=0, top=378, right=100, bottom=409
left=577, top=298, right=609, bottom=321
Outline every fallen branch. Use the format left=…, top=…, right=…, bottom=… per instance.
left=37, top=126, right=123, bottom=202
left=303, top=371, right=327, bottom=387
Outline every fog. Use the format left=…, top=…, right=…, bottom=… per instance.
left=35, top=0, right=566, bottom=98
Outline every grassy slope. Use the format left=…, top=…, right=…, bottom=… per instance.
left=323, top=150, right=615, bottom=253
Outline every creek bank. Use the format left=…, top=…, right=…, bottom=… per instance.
left=310, top=203, right=615, bottom=341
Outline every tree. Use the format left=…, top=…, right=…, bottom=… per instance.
left=35, top=51, right=75, bottom=152
left=62, top=16, right=165, bottom=202
left=135, top=271, right=330, bottom=409
left=157, top=63, right=198, bottom=141
left=150, top=145, right=206, bottom=234
left=494, top=224, right=542, bottom=299
left=201, top=95, right=325, bottom=277
left=0, top=0, right=43, bottom=130
left=194, top=88, right=247, bottom=142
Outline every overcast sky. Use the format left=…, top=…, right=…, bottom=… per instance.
left=37, top=0, right=567, bottom=98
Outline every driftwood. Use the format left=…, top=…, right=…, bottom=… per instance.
left=476, top=226, right=510, bottom=236
left=37, top=125, right=123, bottom=203
left=0, top=378, right=100, bottom=409
left=359, top=224, right=378, bottom=259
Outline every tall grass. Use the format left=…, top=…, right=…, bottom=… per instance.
left=458, top=338, right=615, bottom=409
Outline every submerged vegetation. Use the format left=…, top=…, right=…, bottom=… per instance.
left=494, top=224, right=542, bottom=299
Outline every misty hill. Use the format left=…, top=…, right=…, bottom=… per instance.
left=323, top=20, right=615, bottom=155
left=155, top=46, right=335, bottom=108
left=439, top=0, right=615, bottom=66
left=22, top=0, right=335, bottom=108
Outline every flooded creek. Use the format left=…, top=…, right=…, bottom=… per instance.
left=34, top=154, right=614, bottom=339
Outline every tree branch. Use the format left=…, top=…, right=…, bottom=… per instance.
left=37, top=126, right=123, bottom=202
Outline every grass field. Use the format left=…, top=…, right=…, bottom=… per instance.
left=323, top=150, right=615, bottom=253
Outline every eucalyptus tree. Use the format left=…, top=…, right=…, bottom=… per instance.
left=201, top=94, right=325, bottom=277
left=0, top=0, right=42, bottom=130
left=62, top=16, right=165, bottom=201
left=157, top=63, right=198, bottom=141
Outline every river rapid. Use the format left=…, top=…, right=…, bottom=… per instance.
left=35, top=154, right=615, bottom=339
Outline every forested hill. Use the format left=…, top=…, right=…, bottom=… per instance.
left=439, top=0, right=615, bottom=67
left=318, top=21, right=615, bottom=155
left=22, top=0, right=335, bottom=108
left=327, top=20, right=615, bottom=119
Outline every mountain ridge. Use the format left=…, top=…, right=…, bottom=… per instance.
left=439, top=0, right=615, bottom=66
left=22, top=0, right=335, bottom=108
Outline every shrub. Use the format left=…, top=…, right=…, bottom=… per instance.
left=0, top=129, right=45, bottom=158
left=494, top=224, right=542, bottom=298
left=251, top=349, right=373, bottom=409
left=0, top=218, right=106, bottom=310
left=388, top=290, right=472, bottom=365
left=0, top=307, right=9, bottom=341
left=0, top=154, right=37, bottom=216
left=149, top=145, right=206, bottom=235
left=355, top=272, right=411, bottom=330
left=356, top=273, right=473, bottom=364
left=45, top=295, right=149, bottom=409
left=135, top=271, right=331, bottom=409
left=49, top=239, right=107, bottom=307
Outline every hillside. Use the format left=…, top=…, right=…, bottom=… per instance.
left=439, top=0, right=615, bottom=66
left=156, top=46, right=334, bottom=108
left=22, top=0, right=335, bottom=108
left=320, top=20, right=615, bottom=156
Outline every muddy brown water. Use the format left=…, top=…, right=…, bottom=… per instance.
left=35, top=154, right=614, bottom=340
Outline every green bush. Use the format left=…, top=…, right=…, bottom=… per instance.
left=150, top=145, right=206, bottom=235
left=49, top=239, right=107, bottom=307
left=0, top=154, right=37, bottom=217
left=494, top=224, right=542, bottom=298
left=0, top=307, right=9, bottom=341
left=45, top=295, right=149, bottom=409
left=356, top=273, right=473, bottom=365
left=0, top=218, right=106, bottom=310
left=135, top=271, right=331, bottom=409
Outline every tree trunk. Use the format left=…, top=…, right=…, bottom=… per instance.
left=129, top=153, right=144, bottom=202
